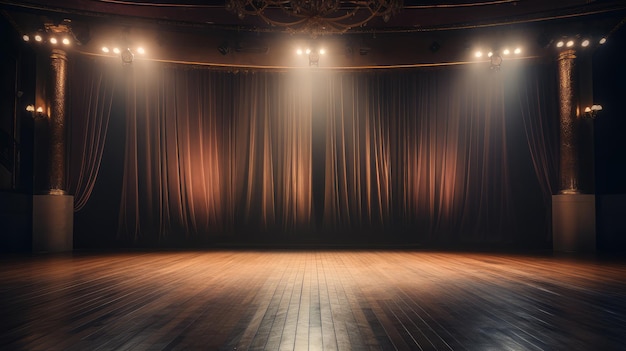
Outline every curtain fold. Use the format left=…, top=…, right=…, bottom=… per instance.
left=68, top=58, right=117, bottom=212
left=70, top=60, right=558, bottom=245
left=514, top=64, right=560, bottom=238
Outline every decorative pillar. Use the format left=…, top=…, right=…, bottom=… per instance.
left=48, top=48, right=68, bottom=194
left=552, top=48, right=596, bottom=252
left=557, top=49, right=579, bottom=194
left=32, top=47, right=73, bottom=252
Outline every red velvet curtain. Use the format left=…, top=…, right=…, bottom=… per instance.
left=70, top=59, right=558, bottom=245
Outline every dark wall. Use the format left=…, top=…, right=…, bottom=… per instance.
left=594, top=24, right=626, bottom=252
left=0, top=15, right=35, bottom=252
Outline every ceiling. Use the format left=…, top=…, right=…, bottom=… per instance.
left=2, top=0, right=626, bottom=68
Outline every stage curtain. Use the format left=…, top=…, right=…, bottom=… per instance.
left=312, top=69, right=513, bottom=242
left=70, top=60, right=558, bottom=245
left=512, top=63, right=559, bottom=238
left=118, top=66, right=313, bottom=242
left=68, top=58, right=117, bottom=211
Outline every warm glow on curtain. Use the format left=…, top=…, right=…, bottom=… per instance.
left=118, top=66, right=314, bottom=241
left=70, top=59, right=559, bottom=246
left=315, top=69, right=512, bottom=242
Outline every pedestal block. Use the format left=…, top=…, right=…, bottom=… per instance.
left=32, top=194, right=73, bottom=252
left=552, top=194, right=595, bottom=252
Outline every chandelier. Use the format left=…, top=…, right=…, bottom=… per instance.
left=226, top=0, right=403, bottom=36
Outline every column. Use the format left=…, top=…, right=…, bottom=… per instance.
left=48, top=48, right=68, bottom=194
left=557, top=49, right=579, bottom=194
left=32, top=47, right=73, bottom=252
left=552, top=48, right=595, bottom=252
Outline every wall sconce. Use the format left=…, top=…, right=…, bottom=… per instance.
left=26, top=105, right=47, bottom=118
left=583, top=104, right=603, bottom=119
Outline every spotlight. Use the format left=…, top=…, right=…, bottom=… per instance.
left=36, top=107, right=43, bottom=113
left=34, top=34, right=42, bottom=42
left=26, top=105, right=35, bottom=112
left=113, top=47, right=121, bottom=54
left=308, top=51, right=319, bottom=66
left=599, top=37, right=607, bottom=45
left=488, top=52, right=493, bottom=57
left=556, top=41, right=564, bottom=48
left=305, top=48, right=311, bottom=55
left=502, top=49, right=510, bottom=55
left=62, top=38, right=70, bottom=45
left=102, top=47, right=110, bottom=53
left=566, top=40, right=574, bottom=47
left=475, top=51, right=483, bottom=58
left=514, top=47, right=521, bottom=54
left=136, top=47, right=145, bottom=54
left=581, top=39, right=590, bottom=47
left=121, top=48, right=134, bottom=64
left=490, top=53, right=502, bottom=71
left=319, top=48, right=326, bottom=55
left=22, top=35, right=29, bottom=42
left=50, top=37, right=57, bottom=44
left=296, top=48, right=303, bottom=55
left=218, top=42, right=230, bottom=55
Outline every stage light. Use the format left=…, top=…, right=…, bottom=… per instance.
left=296, top=48, right=303, bottom=55
left=487, top=52, right=493, bottom=57
left=36, top=107, right=43, bottom=113
left=50, top=37, right=57, bottom=44
left=490, top=53, right=502, bottom=71
left=102, top=47, right=109, bottom=53
left=121, top=48, right=134, bottom=64
left=581, top=39, right=589, bottom=47
left=218, top=42, right=230, bottom=55
left=599, top=37, right=607, bottom=44
left=556, top=41, right=564, bottom=48
left=113, top=48, right=121, bottom=54
left=26, top=105, right=35, bottom=112
left=34, top=34, right=43, bottom=42
left=514, top=47, right=521, bottom=54
left=308, top=51, right=319, bottom=66
left=62, top=38, right=70, bottom=45
left=475, top=51, right=483, bottom=58
left=305, top=48, right=311, bottom=55
left=502, top=49, right=510, bottom=55
left=22, top=35, right=29, bottom=42
left=566, top=40, right=574, bottom=47
left=319, top=48, right=326, bottom=55
left=137, top=47, right=145, bottom=54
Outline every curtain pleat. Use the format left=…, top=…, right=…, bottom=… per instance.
left=68, top=58, right=116, bottom=212
left=70, top=60, right=558, bottom=245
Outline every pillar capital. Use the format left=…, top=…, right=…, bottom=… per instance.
left=557, top=49, right=576, bottom=61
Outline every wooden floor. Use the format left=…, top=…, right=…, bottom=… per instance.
left=1, top=250, right=625, bottom=350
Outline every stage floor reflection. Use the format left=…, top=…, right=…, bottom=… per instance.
left=1, top=250, right=625, bottom=350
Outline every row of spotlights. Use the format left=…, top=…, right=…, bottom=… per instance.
left=475, top=47, right=522, bottom=58
left=101, top=46, right=146, bottom=55
left=23, top=34, right=72, bottom=46
left=556, top=37, right=606, bottom=49
left=296, top=48, right=325, bottom=55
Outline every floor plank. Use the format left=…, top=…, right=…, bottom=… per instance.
left=1, top=250, right=625, bottom=350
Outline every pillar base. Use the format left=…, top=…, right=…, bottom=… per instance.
left=552, top=194, right=596, bottom=252
left=33, top=194, right=73, bottom=252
